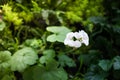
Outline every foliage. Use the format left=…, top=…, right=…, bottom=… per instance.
left=0, top=0, right=120, bottom=80
left=46, top=26, right=71, bottom=42
left=0, top=20, right=5, bottom=31
left=0, top=51, right=11, bottom=70
left=10, top=47, right=38, bottom=72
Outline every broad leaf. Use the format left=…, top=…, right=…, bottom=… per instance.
left=33, top=62, right=68, bottom=80
left=39, top=49, right=55, bottom=64
left=58, top=54, right=76, bottom=67
left=0, top=51, right=12, bottom=70
left=85, top=72, right=105, bottom=80
left=10, top=47, right=38, bottom=72
left=98, top=60, right=112, bottom=71
left=46, top=26, right=71, bottom=33
left=46, top=26, right=71, bottom=42
left=23, top=67, right=34, bottom=80
left=47, top=34, right=57, bottom=42
left=1, top=75, right=12, bottom=80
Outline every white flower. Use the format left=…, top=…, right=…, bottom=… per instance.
left=64, top=30, right=89, bottom=48
left=64, top=32, right=81, bottom=48
left=64, top=39, right=81, bottom=48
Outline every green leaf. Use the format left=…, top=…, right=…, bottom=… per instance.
left=23, top=67, right=34, bottom=80
left=66, top=11, right=82, bottom=22
left=46, top=26, right=71, bottom=33
left=47, top=34, right=57, bottom=42
left=89, top=16, right=106, bottom=25
left=85, top=65, right=108, bottom=80
left=0, top=21, right=5, bottom=31
left=10, top=47, right=38, bottom=72
left=98, top=60, right=112, bottom=71
left=0, top=51, right=12, bottom=70
left=85, top=72, right=105, bottom=80
left=24, top=39, right=42, bottom=48
left=46, top=26, right=71, bottom=42
left=33, top=63, right=68, bottom=80
left=42, top=10, right=49, bottom=25
left=1, top=75, right=12, bottom=80
left=58, top=54, right=76, bottom=67
left=39, top=49, right=55, bottom=64
left=16, top=0, right=22, bottom=3
left=43, top=49, right=55, bottom=57
left=56, top=33, right=66, bottom=42
left=113, top=56, right=120, bottom=70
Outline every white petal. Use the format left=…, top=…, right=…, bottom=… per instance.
left=64, top=39, right=81, bottom=48
left=74, top=32, right=82, bottom=39
left=64, top=39, right=71, bottom=45
left=82, top=39, right=89, bottom=46
left=79, top=30, right=89, bottom=46
left=66, top=32, right=75, bottom=40
left=73, top=40, right=81, bottom=48
left=67, top=40, right=75, bottom=47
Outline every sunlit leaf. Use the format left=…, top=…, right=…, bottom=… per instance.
left=10, top=47, right=38, bottom=72
left=46, top=26, right=71, bottom=42
left=47, top=34, right=57, bottom=42
left=0, top=21, right=5, bottom=31
left=46, top=26, right=71, bottom=33
left=0, top=51, right=11, bottom=70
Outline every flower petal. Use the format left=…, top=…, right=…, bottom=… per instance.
left=79, top=30, right=89, bottom=46
left=73, top=40, right=81, bottom=48
left=64, top=39, right=81, bottom=48
left=66, top=32, right=75, bottom=40
left=74, top=32, right=82, bottom=39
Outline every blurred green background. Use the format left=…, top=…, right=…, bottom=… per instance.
left=0, top=0, right=120, bottom=80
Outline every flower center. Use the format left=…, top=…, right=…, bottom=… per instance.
left=78, top=37, right=83, bottom=42
left=72, top=37, right=77, bottom=41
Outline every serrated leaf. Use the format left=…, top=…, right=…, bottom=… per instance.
left=10, top=47, right=38, bottom=72
left=24, top=39, right=42, bottom=48
left=98, top=60, right=112, bottom=71
left=43, top=49, right=55, bottom=58
left=0, top=51, right=12, bottom=70
left=39, top=49, right=55, bottom=64
left=113, top=56, right=120, bottom=70
left=33, top=64, right=68, bottom=80
left=58, top=54, right=76, bottom=67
